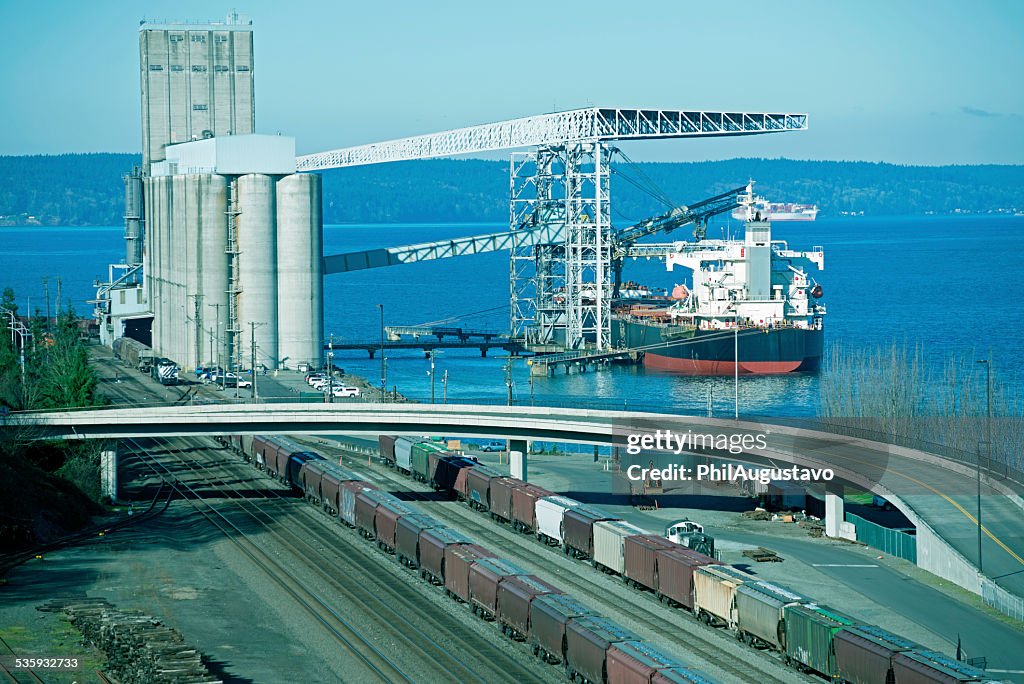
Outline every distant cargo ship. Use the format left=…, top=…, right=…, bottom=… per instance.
left=612, top=185, right=826, bottom=375
left=731, top=199, right=818, bottom=222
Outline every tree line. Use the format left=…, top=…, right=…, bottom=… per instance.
left=1, top=287, right=106, bottom=550
left=2, top=153, right=1022, bottom=226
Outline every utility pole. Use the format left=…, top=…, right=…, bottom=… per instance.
left=976, top=359, right=991, bottom=574
left=208, top=303, right=224, bottom=390
left=442, top=369, right=448, bottom=404
left=56, top=278, right=62, bottom=317
left=43, top=277, right=50, bottom=331
left=189, top=294, right=203, bottom=371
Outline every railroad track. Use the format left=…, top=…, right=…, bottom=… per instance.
left=0, top=482, right=172, bottom=577
left=0, top=633, right=45, bottom=684
left=129, top=434, right=556, bottom=684
left=347, top=452, right=811, bottom=684
left=126, top=437, right=416, bottom=684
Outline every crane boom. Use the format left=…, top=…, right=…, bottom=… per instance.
left=297, top=108, right=807, bottom=171
left=612, top=184, right=748, bottom=252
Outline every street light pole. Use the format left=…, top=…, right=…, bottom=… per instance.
left=328, top=335, right=335, bottom=403
left=378, top=304, right=386, bottom=400
left=250, top=321, right=259, bottom=402
left=505, top=359, right=513, bottom=406
left=734, top=311, right=739, bottom=420
left=442, top=369, right=448, bottom=404
left=429, top=350, right=436, bottom=404
left=976, top=359, right=991, bottom=574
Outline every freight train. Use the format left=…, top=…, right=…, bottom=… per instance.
left=375, top=436, right=999, bottom=684
left=224, top=433, right=720, bottom=684
left=112, top=336, right=154, bottom=373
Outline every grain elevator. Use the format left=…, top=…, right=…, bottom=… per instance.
left=96, top=14, right=323, bottom=372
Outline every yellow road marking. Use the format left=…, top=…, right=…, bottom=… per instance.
left=829, top=447, right=1024, bottom=567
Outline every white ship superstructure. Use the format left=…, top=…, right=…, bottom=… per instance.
left=666, top=185, right=825, bottom=330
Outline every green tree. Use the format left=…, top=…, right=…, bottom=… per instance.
left=32, top=307, right=99, bottom=410
left=0, top=287, right=23, bottom=409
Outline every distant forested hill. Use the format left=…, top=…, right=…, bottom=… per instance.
left=0, top=153, right=141, bottom=226
left=2, top=153, right=1022, bottom=226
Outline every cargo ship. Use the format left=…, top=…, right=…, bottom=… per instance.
left=730, top=199, right=818, bottom=222
left=612, top=187, right=826, bottom=375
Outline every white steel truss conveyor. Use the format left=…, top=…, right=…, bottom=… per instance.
left=297, top=108, right=807, bottom=171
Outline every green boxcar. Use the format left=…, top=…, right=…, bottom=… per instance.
left=783, top=604, right=857, bottom=679
left=411, top=441, right=448, bottom=482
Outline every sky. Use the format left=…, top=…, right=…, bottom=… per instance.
left=1, top=0, right=1022, bottom=165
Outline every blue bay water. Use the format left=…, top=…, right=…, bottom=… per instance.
left=1, top=215, right=1021, bottom=415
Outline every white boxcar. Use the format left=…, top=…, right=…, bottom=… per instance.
left=592, top=520, right=646, bottom=575
left=395, top=437, right=415, bottom=474
left=693, top=564, right=754, bottom=629
left=535, top=496, right=582, bottom=545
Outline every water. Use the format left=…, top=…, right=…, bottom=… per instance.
left=2, top=215, right=1021, bottom=415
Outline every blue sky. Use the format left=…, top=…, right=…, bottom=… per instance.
left=1, top=0, right=1021, bottom=164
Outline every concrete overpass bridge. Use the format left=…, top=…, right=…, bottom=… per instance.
left=5, top=402, right=1023, bottom=613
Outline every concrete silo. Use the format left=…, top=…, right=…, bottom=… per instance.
left=199, top=175, right=229, bottom=368
left=236, top=173, right=280, bottom=370
left=276, top=173, right=323, bottom=370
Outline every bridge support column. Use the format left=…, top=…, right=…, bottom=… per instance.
left=825, top=481, right=844, bottom=538
left=101, top=444, right=119, bottom=504
left=509, top=439, right=528, bottom=482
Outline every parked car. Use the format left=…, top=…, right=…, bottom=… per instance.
left=236, top=378, right=253, bottom=389
left=480, top=441, right=506, bottom=453
left=331, top=385, right=360, bottom=398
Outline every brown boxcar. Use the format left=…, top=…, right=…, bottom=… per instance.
left=318, top=463, right=361, bottom=516
left=468, top=558, right=529, bottom=619
left=395, top=514, right=443, bottom=568
left=374, top=499, right=417, bottom=552
left=264, top=439, right=291, bottom=479
left=417, top=527, right=474, bottom=584
left=529, top=594, right=595, bottom=665
left=251, top=436, right=276, bottom=471
left=354, top=489, right=383, bottom=537
left=466, top=466, right=504, bottom=510
left=444, top=543, right=496, bottom=602
left=452, top=463, right=473, bottom=500
left=341, top=481, right=378, bottom=527
left=891, top=650, right=989, bottom=684
left=654, top=547, right=719, bottom=610
left=624, top=535, right=677, bottom=592
left=299, top=459, right=328, bottom=504
left=378, top=435, right=397, bottom=466
left=511, top=484, right=552, bottom=533
left=489, top=477, right=523, bottom=523
left=834, top=625, right=919, bottom=684
left=355, top=489, right=409, bottom=539
left=606, top=641, right=681, bottom=684
left=496, top=575, right=563, bottom=639
left=563, top=505, right=619, bottom=559
left=565, top=616, right=639, bottom=684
